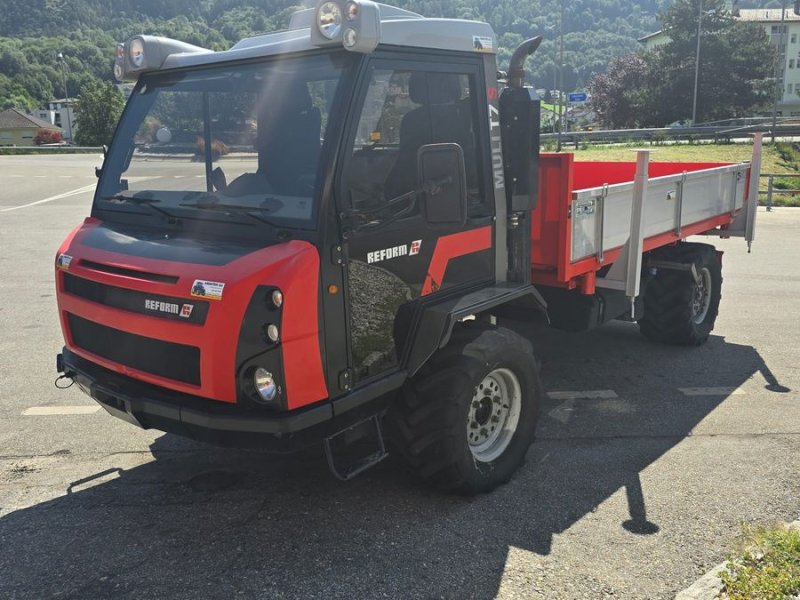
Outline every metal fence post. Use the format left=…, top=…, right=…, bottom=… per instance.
left=767, top=176, right=774, bottom=213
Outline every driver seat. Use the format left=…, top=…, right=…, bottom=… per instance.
left=257, top=82, right=322, bottom=195
left=383, top=72, right=476, bottom=201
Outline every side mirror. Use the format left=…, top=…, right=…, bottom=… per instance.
left=417, top=143, right=467, bottom=225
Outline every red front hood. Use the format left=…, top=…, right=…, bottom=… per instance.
left=55, top=218, right=328, bottom=409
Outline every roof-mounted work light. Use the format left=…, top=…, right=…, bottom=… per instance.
left=311, top=0, right=381, bottom=53
left=114, top=35, right=211, bottom=82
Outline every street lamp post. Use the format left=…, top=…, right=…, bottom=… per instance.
left=691, top=1, right=704, bottom=126
left=57, top=52, right=72, bottom=142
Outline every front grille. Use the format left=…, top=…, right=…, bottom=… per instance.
left=79, top=260, right=179, bottom=284
left=63, top=273, right=209, bottom=324
left=67, top=314, right=201, bottom=385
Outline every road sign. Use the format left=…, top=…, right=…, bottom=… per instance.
left=568, top=92, right=588, bottom=103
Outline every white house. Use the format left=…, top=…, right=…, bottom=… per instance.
left=47, top=98, right=77, bottom=142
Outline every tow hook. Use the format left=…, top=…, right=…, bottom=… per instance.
left=55, top=353, right=75, bottom=389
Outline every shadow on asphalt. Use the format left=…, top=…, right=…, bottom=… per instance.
left=0, top=322, right=791, bottom=599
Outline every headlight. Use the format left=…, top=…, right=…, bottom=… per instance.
left=253, top=368, right=278, bottom=402
left=129, top=38, right=145, bottom=68
left=317, top=2, right=343, bottom=40
left=271, top=289, right=283, bottom=308
left=343, top=28, right=358, bottom=48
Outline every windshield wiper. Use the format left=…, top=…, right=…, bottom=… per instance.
left=179, top=196, right=279, bottom=227
left=101, top=193, right=178, bottom=222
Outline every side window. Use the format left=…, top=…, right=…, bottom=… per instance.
left=344, top=66, right=488, bottom=218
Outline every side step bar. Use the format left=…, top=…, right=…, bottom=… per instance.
left=323, top=415, right=388, bottom=481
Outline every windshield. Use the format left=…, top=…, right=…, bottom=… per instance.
left=96, top=52, right=354, bottom=232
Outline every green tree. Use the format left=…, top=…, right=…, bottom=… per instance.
left=656, top=0, right=775, bottom=123
left=588, top=53, right=658, bottom=128
left=74, top=81, right=125, bottom=146
left=588, top=0, right=775, bottom=126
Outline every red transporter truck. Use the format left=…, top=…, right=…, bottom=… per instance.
left=54, top=0, right=760, bottom=493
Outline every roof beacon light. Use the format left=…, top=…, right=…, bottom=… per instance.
left=114, top=35, right=211, bottom=83
left=311, top=0, right=380, bottom=53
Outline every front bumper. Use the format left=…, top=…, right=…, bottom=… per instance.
left=60, top=348, right=400, bottom=450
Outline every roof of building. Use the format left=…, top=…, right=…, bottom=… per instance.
left=0, top=108, right=61, bottom=131
left=640, top=9, right=800, bottom=45
left=736, top=9, right=800, bottom=23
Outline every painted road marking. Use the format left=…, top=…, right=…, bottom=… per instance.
left=0, top=184, right=96, bottom=213
left=547, top=390, right=618, bottom=400
left=23, top=406, right=101, bottom=416
left=679, top=387, right=746, bottom=396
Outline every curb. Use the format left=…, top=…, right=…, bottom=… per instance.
left=675, top=562, right=726, bottom=600
left=674, top=519, right=800, bottom=600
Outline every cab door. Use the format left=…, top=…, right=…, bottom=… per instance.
left=338, top=56, right=496, bottom=385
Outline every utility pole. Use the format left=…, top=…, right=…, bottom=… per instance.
left=557, top=0, right=565, bottom=151
left=771, top=0, right=788, bottom=144
left=57, top=52, right=72, bottom=143
left=691, top=0, right=703, bottom=126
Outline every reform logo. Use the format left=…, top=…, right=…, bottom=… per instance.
left=367, top=240, right=422, bottom=264
left=145, top=299, right=195, bottom=318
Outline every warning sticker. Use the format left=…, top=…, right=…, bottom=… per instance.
left=473, top=36, right=493, bottom=52
left=191, top=280, right=225, bottom=301
left=56, top=254, right=73, bottom=270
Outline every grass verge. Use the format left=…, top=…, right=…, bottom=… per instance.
left=720, top=522, right=800, bottom=599
left=0, top=147, right=102, bottom=155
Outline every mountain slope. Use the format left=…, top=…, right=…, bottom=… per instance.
left=0, top=0, right=766, bottom=110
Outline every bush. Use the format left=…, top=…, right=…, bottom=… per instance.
left=33, top=128, right=63, bottom=145
left=194, top=137, right=229, bottom=161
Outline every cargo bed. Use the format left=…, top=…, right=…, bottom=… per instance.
left=531, top=143, right=761, bottom=296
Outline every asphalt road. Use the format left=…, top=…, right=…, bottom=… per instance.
left=0, top=154, right=798, bottom=600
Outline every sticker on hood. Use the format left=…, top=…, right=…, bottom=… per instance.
left=191, top=280, right=225, bottom=300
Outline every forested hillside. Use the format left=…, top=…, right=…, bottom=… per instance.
left=0, top=0, right=768, bottom=110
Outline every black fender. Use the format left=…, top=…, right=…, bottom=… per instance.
left=400, top=284, right=548, bottom=376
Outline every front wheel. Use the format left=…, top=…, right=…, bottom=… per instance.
left=639, top=242, right=722, bottom=346
left=386, top=326, right=542, bottom=494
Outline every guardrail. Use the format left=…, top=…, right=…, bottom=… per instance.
left=542, top=124, right=800, bottom=147
left=760, top=172, right=800, bottom=212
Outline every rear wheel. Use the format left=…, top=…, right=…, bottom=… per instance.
left=639, top=242, right=722, bottom=346
left=386, top=326, right=541, bottom=494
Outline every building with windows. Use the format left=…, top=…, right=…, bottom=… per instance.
left=640, top=8, right=800, bottom=117
left=47, top=98, right=76, bottom=142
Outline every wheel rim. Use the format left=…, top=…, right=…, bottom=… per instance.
left=692, top=267, right=712, bottom=324
left=467, top=368, right=522, bottom=463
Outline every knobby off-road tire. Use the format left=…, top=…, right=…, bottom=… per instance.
left=385, top=326, right=542, bottom=494
left=638, top=242, right=722, bottom=346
